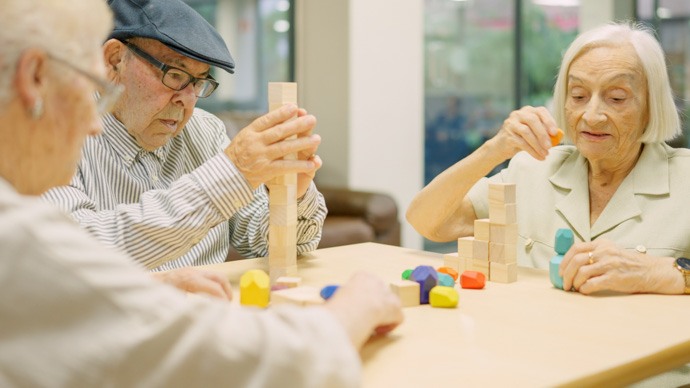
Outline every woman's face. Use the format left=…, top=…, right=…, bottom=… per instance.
left=564, top=44, right=649, bottom=167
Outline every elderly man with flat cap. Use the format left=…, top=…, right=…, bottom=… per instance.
left=44, top=0, right=326, bottom=272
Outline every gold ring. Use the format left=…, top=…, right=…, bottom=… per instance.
left=588, top=251, right=594, bottom=265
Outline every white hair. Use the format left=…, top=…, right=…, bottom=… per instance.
left=0, top=0, right=113, bottom=103
left=553, top=22, right=680, bottom=143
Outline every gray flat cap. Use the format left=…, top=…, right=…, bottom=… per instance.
left=107, top=0, right=235, bottom=74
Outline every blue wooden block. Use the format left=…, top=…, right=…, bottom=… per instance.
left=549, top=255, right=564, bottom=290
left=437, top=272, right=454, bottom=287
left=554, top=228, right=574, bottom=255
left=320, top=285, right=340, bottom=300
left=410, top=266, right=439, bottom=304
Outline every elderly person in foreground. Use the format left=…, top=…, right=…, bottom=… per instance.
left=407, top=22, right=690, bottom=296
left=0, top=0, right=403, bottom=386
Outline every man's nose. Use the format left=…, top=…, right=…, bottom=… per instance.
left=172, top=82, right=198, bottom=108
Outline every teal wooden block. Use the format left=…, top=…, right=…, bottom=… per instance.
left=554, top=228, right=574, bottom=255
left=437, top=272, right=454, bottom=287
left=550, top=254, right=564, bottom=290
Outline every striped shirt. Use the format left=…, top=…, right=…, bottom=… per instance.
left=42, top=108, right=326, bottom=271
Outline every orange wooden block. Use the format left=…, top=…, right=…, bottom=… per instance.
left=551, top=128, right=564, bottom=146
left=460, top=270, right=486, bottom=289
left=437, top=267, right=459, bottom=281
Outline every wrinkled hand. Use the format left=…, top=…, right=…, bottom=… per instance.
left=488, top=106, right=560, bottom=162
left=559, top=239, right=682, bottom=295
left=152, top=267, right=233, bottom=301
left=225, top=104, right=322, bottom=197
left=324, top=271, right=404, bottom=350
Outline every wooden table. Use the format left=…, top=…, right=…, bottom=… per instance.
left=202, top=243, right=690, bottom=388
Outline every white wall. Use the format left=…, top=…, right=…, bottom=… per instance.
left=296, top=0, right=424, bottom=250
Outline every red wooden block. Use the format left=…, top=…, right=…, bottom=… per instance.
left=460, top=271, right=486, bottom=289
left=437, top=267, right=459, bottom=281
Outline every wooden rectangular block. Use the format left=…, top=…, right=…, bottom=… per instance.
left=268, top=184, right=297, bottom=206
left=458, top=237, right=474, bottom=259
left=268, top=82, right=297, bottom=107
left=271, top=286, right=324, bottom=306
left=269, top=203, right=297, bottom=226
left=444, top=252, right=469, bottom=274
left=470, top=258, right=490, bottom=278
left=390, top=280, right=421, bottom=307
left=489, top=242, right=517, bottom=264
left=268, top=172, right=297, bottom=186
left=276, top=276, right=301, bottom=288
left=269, top=265, right=298, bottom=284
left=472, top=239, right=489, bottom=261
left=490, top=223, right=518, bottom=244
left=490, top=262, right=518, bottom=283
left=489, top=203, right=517, bottom=225
left=474, top=218, right=491, bottom=241
left=489, top=183, right=516, bottom=204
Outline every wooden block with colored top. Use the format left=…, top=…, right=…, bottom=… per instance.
left=240, top=269, right=270, bottom=308
left=489, top=203, right=517, bottom=225
left=271, top=286, right=324, bottom=306
left=275, top=276, right=301, bottom=288
left=470, top=258, right=490, bottom=278
left=409, top=265, right=439, bottom=304
left=489, top=183, right=516, bottom=204
left=429, top=286, right=459, bottom=308
left=269, top=264, right=298, bottom=284
left=460, top=270, right=486, bottom=289
left=490, top=223, right=518, bottom=244
left=472, top=239, right=489, bottom=261
left=437, top=266, right=459, bottom=281
left=390, top=280, right=421, bottom=307
left=489, top=242, right=517, bottom=264
left=490, top=262, right=518, bottom=283
left=474, top=218, right=491, bottom=241
left=457, top=237, right=474, bottom=259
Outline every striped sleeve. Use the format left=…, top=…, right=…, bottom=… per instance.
left=43, top=154, right=254, bottom=270
left=229, top=182, right=328, bottom=258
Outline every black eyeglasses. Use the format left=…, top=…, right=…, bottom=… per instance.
left=122, top=40, right=219, bottom=98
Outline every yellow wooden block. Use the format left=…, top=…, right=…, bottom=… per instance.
left=429, top=286, right=459, bottom=308
left=390, top=280, right=421, bottom=307
left=240, top=269, right=270, bottom=308
left=276, top=276, right=301, bottom=288
left=489, top=203, right=517, bottom=225
left=489, top=183, right=516, bottom=204
left=458, top=236, right=474, bottom=259
left=490, top=262, right=518, bottom=283
left=490, top=223, right=518, bottom=244
left=489, top=242, right=517, bottom=264
left=472, top=239, right=489, bottom=261
left=474, top=218, right=491, bottom=241
left=268, top=184, right=297, bottom=206
left=470, top=258, right=490, bottom=278
left=271, top=286, right=324, bottom=306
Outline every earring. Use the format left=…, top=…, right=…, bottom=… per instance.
left=29, top=98, right=43, bottom=120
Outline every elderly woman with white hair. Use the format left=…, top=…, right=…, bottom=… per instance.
left=407, top=22, right=690, bottom=296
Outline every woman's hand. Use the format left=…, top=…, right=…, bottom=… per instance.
left=559, top=239, right=684, bottom=295
left=488, top=106, right=560, bottom=162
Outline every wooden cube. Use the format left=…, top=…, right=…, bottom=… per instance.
left=390, top=280, right=421, bottom=307
left=489, top=203, right=517, bottom=225
left=472, top=239, right=489, bottom=261
left=474, top=218, right=491, bottom=241
left=489, top=242, right=517, bottom=264
left=271, top=286, right=324, bottom=306
left=268, top=184, right=297, bottom=206
left=275, top=276, right=301, bottom=288
left=490, top=262, right=518, bottom=283
left=470, top=258, right=490, bottom=278
left=458, top=237, right=474, bottom=259
left=490, top=223, right=518, bottom=244
left=489, top=183, right=516, bottom=204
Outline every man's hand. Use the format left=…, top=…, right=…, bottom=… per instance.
left=324, top=271, right=404, bottom=350
left=225, top=104, right=322, bottom=197
left=151, top=267, right=233, bottom=301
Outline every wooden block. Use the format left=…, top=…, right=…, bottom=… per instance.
left=551, top=128, right=564, bottom=147
left=275, top=276, right=301, bottom=288
left=409, top=266, right=439, bottom=304
left=489, top=183, right=516, bottom=204
left=269, top=203, right=297, bottom=226
left=470, top=258, right=490, bottom=278
left=390, top=280, right=421, bottom=307
left=437, top=272, right=455, bottom=287
left=489, top=203, right=517, bottom=225
left=457, top=237, right=474, bottom=259
left=268, top=184, right=297, bottom=206
left=554, top=228, right=574, bottom=255
left=489, top=242, right=517, bottom=264
left=320, top=285, right=340, bottom=300
left=268, top=82, right=297, bottom=107
left=271, top=286, right=324, bottom=306
left=269, top=265, right=298, bottom=284
left=429, top=286, right=459, bottom=308
left=474, top=219, right=491, bottom=241
left=437, top=266, right=459, bottom=281
left=460, top=270, right=486, bottom=289
left=240, top=269, right=270, bottom=308
left=268, top=172, right=297, bottom=186
left=489, top=262, right=518, bottom=283
left=490, top=223, right=518, bottom=244
left=268, top=225, right=297, bottom=267
left=472, top=239, right=489, bottom=261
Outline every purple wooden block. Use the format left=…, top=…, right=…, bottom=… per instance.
left=409, top=265, right=439, bottom=304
